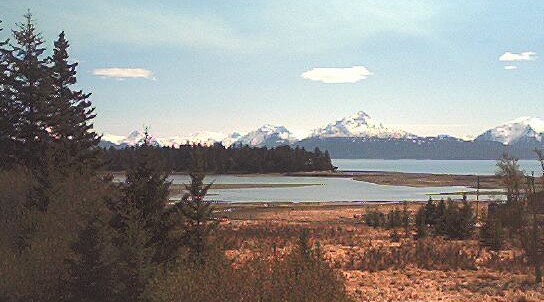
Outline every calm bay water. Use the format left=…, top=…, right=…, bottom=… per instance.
left=117, top=159, right=542, bottom=202
left=164, top=174, right=466, bottom=203
left=332, top=159, right=543, bottom=175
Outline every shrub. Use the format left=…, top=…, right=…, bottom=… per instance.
left=479, top=211, right=505, bottom=251
left=151, top=231, right=353, bottom=302
left=359, top=238, right=477, bottom=272
left=364, top=209, right=385, bottom=228
left=435, top=199, right=475, bottom=240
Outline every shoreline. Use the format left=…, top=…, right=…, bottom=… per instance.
left=111, top=170, right=507, bottom=190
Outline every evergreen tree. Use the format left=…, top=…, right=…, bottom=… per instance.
left=65, top=213, right=119, bottom=302
left=434, top=199, right=447, bottom=235
left=111, top=130, right=175, bottom=299
left=5, top=11, right=54, bottom=169
left=175, top=173, right=217, bottom=264
left=49, top=31, right=100, bottom=172
left=402, top=201, right=410, bottom=236
left=479, top=211, right=504, bottom=251
left=423, top=197, right=436, bottom=225
left=458, top=199, right=475, bottom=239
left=115, top=203, right=156, bottom=301
left=435, top=199, right=474, bottom=240
left=415, top=206, right=428, bottom=239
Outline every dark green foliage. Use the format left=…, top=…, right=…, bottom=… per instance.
left=413, top=198, right=475, bottom=240
left=402, top=201, right=410, bottom=235
left=423, top=197, right=437, bottom=225
left=175, top=173, right=217, bottom=264
left=386, top=207, right=403, bottom=229
left=364, top=209, right=385, bottom=228
left=48, top=31, right=100, bottom=172
left=479, top=210, right=504, bottom=251
left=110, top=135, right=180, bottom=300
left=364, top=206, right=410, bottom=231
left=101, top=144, right=335, bottom=173
left=0, top=12, right=99, bottom=173
left=3, top=12, right=53, bottom=170
left=65, top=213, right=119, bottom=302
left=0, top=167, right=119, bottom=301
left=414, top=206, right=428, bottom=239
left=435, top=199, right=475, bottom=240
left=436, top=198, right=446, bottom=222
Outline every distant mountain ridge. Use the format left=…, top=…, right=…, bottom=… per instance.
left=310, top=111, right=414, bottom=139
left=99, top=111, right=544, bottom=159
left=475, top=117, right=544, bottom=145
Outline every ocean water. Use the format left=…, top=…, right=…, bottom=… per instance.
left=332, top=159, right=543, bottom=175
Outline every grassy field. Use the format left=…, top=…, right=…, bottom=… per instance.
left=214, top=202, right=544, bottom=302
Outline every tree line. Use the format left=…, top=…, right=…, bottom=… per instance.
left=101, top=143, right=335, bottom=173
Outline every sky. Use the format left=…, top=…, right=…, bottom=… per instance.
left=1, top=1, right=543, bottom=139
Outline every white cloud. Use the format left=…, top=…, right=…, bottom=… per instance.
left=504, top=65, right=517, bottom=70
left=499, top=51, right=537, bottom=62
left=301, top=66, right=373, bottom=84
left=93, top=68, right=155, bottom=80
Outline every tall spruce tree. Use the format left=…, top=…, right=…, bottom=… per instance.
left=7, top=11, right=54, bottom=169
left=111, top=130, right=185, bottom=298
left=49, top=31, right=100, bottom=172
left=5, top=12, right=59, bottom=212
left=175, top=173, right=217, bottom=264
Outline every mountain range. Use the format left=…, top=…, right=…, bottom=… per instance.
left=99, top=111, right=544, bottom=160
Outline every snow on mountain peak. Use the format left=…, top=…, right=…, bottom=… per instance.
left=236, top=124, right=296, bottom=147
left=311, top=111, right=413, bottom=139
left=476, top=116, right=544, bottom=145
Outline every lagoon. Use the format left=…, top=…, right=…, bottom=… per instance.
left=164, top=174, right=467, bottom=203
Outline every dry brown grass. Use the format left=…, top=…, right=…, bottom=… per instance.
left=215, top=203, right=544, bottom=301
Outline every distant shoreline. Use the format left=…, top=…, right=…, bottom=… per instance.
left=111, top=170, right=506, bottom=189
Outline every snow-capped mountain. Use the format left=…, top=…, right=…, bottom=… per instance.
left=311, top=111, right=415, bottom=139
left=100, top=130, right=225, bottom=148
left=100, top=125, right=294, bottom=149
left=236, top=124, right=297, bottom=147
left=99, top=112, right=544, bottom=159
left=101, top=130, right=159, bottom=147
left=161, top=131, right=235, bottom=147
left=475, top=117, right=544, bottom=145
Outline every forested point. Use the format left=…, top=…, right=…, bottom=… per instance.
left=101, top=144, right=335, bottom=173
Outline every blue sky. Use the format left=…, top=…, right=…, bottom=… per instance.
left=2, top=1, right=543, bottom=138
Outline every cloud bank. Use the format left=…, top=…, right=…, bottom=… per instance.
left=93, top=68, right=155, bottom=80
left=301, top=66, right=373, bottom=84
left=504, top=65, right=517, bottom=70
left=499, top=51, right=537, bottom=62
